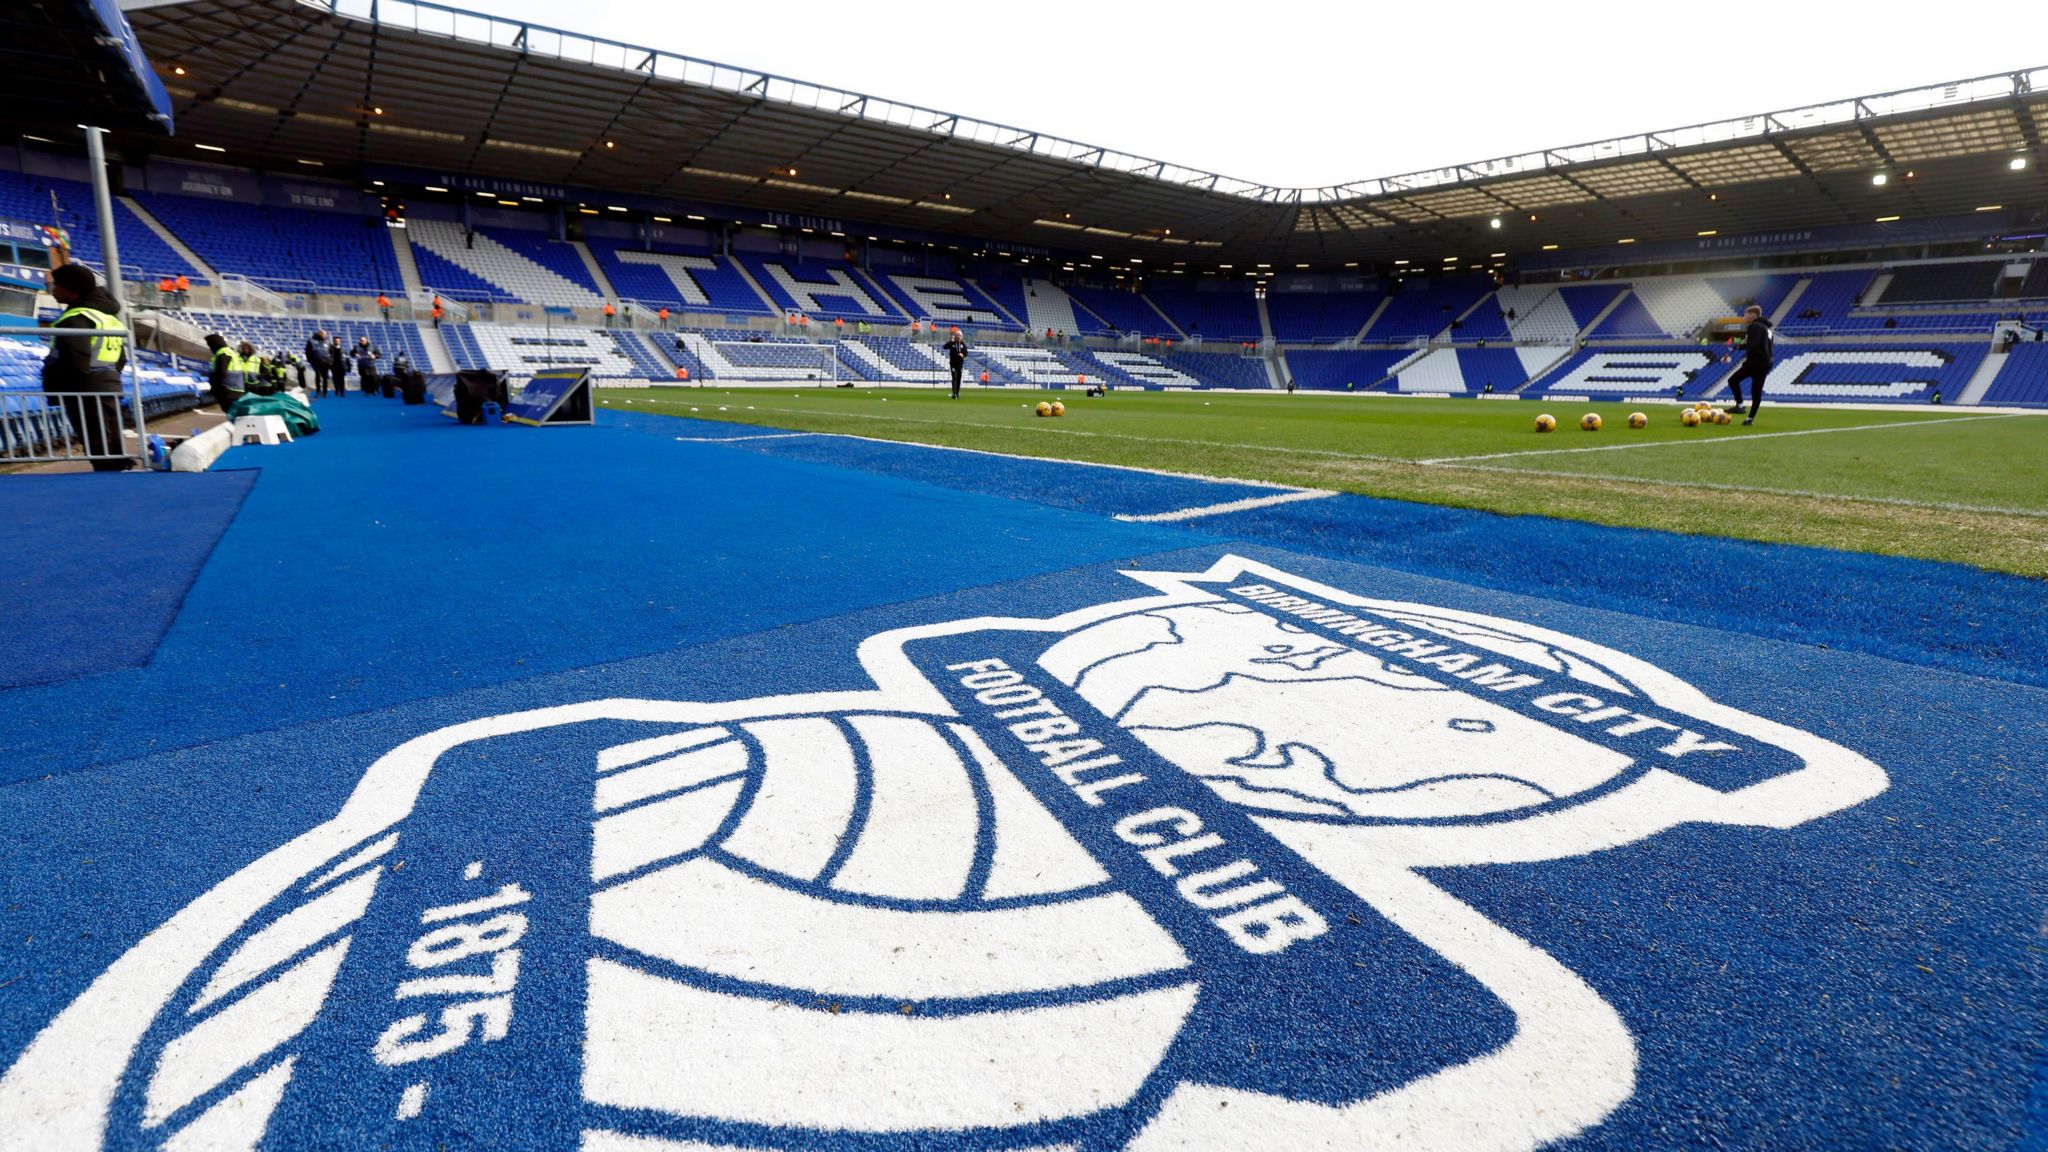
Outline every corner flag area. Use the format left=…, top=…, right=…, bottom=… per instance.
left=2, top=396, right=2044, bottom=1151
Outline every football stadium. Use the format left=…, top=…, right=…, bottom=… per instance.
left=1, top=2, right=2045, bottom=1149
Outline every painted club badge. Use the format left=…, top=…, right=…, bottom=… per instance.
left=0, top=556, right=1888, bottom=1151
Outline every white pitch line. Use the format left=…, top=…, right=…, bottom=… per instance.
left=671, top=432, right=820, bottom=443
left=1115, top=489, right=1340, bottom=523
left=1436, top=459, right=2048, bottom=519
left=1420, top=413, right=2022, bottom=464
left=691, top=402, right=1410, bottom=463
left=630, top=399, right=2048, bottom=520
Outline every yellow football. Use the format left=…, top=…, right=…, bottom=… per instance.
left=1681, top=409, right=1701, bottom=427
left=1627, top=412, right=1648, bottom=429
left=1034, top=401, right=1052, bottom=417
left=1050, top=401, right=1066, bottom=417
left=1534, top=413, right=1557, bottom=433
left=1580, top=413, right=1602, bottom=431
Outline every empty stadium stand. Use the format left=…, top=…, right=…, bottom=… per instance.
left=1555, top=284, right=1628, bottom=333
left=1878, top=261, right=2004, bottom=305
left=1064, top=285, right=1170, bottom=337
left=1585, top=276, right=1779, bottom=340
left=972, top=277, right=1031, bottom=330
left=671, top=333, right=840, bottom=381
left=606, top=330, right=674, bottom=379
left=2, top=334, right=210, bottom=462
left=1588, top=290, right=1664, bottom=340
left=1776, top=270, right=1870, bottom=335
left=2019, top=262, right=2048, bottom=301
left=1143, top=285, right=1262, bottom=343
left=407, top=220, right=603, bottom=307
left=735, top=255, right=902, bottom=322
left=869, top=271, right=1018, bottom=330
left=1085, top=350, right=1204, bottom=390
left=0, top=170, right=194, bottom=281
left=449, top=324, right=657, bottom=381
left=1978, top=342, right=2048, bottom=407
left=130, top=194, right=400, bottom=295
left=978, top=344, right=1108, bottom=387
left=178, top=311, right=431, bottom=371
left=1530, top=339, right=1987, bottom=404
left=1492, top=285, right=1581, bottom=345
left=1364, top=277, right=1492, bottom=343
left=1384, top=347, right=1538, bottom=394
left=1151, top=350, right=1269, bottom=389
left=585, top=241, right=774, bottom=316
left=836, top=336, right=953, bottom=384
left=1706, top=274, right=1802, bottom=319
left=1442, top=300, right=1511, bottom=343
left=977, top=277, right=1092, bottom=336
left=1282, top=348, right=1415, bottom=391
left=1760, top=342, right=1987, bottom=403
left=1524, top=347, right=1736, bottom=398
left=1263, top=289, right=1381, bottom=344
left=0, top=336, right=207, bottom=419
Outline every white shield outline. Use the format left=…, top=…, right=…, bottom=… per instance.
left=0, top=555, right=1889, bottom=1151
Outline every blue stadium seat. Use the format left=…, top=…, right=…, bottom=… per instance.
left=1979, top=342, right=2048, bottom=407
left=178, top=312, right=431, bottom=376
left=1364, top=277, right=1492, bottom=342
left=1152, top=350, right=1269, bottom=389
left=1064, top=285, right=1168, bottom=337
left=130, top=193, right=401, bottom=295
left=1264, top=291, right=1380, bottom=344
left=1282, top=348, right=1413, bottom=391
left=867, top=270, right=1020, bottom=331
left=1142, top=285, right=1262, bottom=343
left=585, top=241, right=773, bottom=316
left=1554, top=285, right=1627, bottom=332
left=734, top=255, right=904, bottom=322
left=0, top=169, right=193, bottom=282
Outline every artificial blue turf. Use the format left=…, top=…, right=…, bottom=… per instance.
left=0, top=543, right=2040, bottom=1150
left=0, top=400, right=1211, bottom=781
left=657, top=413, right=2048, bottom=689
left=0, top=471, right=254, bottom=689
left=2, top=399, right=2044, bottom=1151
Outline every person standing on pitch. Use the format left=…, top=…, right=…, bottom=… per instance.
left=1723, top=304, right=1773, bottom=425
left=943, top=329, right=969, bottom=398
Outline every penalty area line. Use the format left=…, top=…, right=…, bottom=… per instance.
left=1419, top=413, right=2023, bottom=464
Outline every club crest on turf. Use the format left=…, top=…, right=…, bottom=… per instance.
left=0, top=556, right=1889, bottom=1151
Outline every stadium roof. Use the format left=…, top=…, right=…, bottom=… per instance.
left=7, top=0, right=175, bottom=135
left=113, top=0, right=2048, bottom=269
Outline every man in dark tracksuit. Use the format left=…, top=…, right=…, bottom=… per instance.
left=1723, top=305, right=1773, bottom=425
left=305, top=330, right=334, bottom=397
left=942, top=330, right=968, bottom=398
left=42, top=264, right=134, bottom=471
left=354, top=338, right=381, bottom=397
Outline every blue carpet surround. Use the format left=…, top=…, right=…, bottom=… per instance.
left=0, top=471, right=254, bottom=689
left=0, top=400, right=2042, bottom=1151
left=642, top=413, right=2048, bottom=689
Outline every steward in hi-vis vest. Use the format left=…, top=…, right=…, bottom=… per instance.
left=42, top=264, right=133, bottom=471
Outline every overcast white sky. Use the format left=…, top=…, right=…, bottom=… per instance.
left=474, top=0, right=2040, bottom=188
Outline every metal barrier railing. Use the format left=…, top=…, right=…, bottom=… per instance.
left=0, top=325, right=148, bottom=468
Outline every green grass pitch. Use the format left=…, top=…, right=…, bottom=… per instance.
left=600, top=387, right=2048, bottom=577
